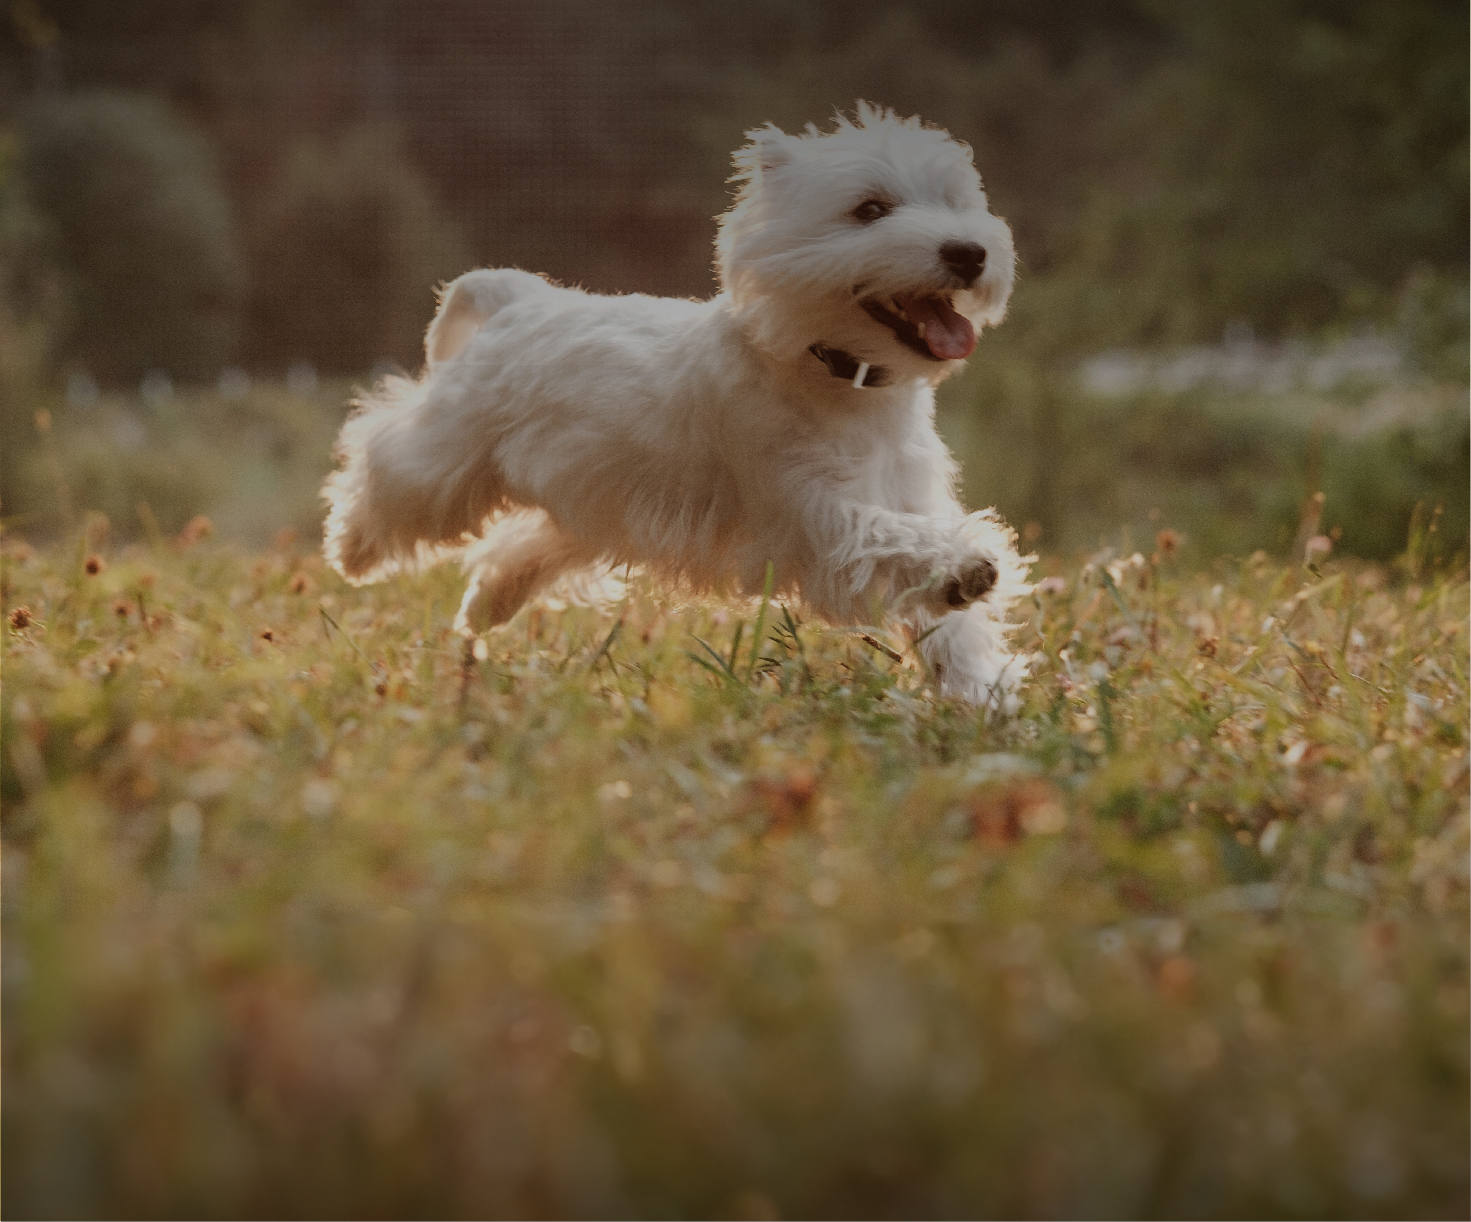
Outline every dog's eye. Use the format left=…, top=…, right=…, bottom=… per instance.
left=851, top=199, right=893, bottom=224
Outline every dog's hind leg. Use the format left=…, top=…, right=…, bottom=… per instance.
left=454, top=510, right=590, bottom=634
left=325, top=270, right=553, bottom=583
left=426, top=268, right=553, bottom=365
left=323, top=373, right=511, bottom=583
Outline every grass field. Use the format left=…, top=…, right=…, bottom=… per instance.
left=2, top=525, right=1467, bottom=1219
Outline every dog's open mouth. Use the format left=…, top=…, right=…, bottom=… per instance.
left=861, top=292, right=976, bottom=361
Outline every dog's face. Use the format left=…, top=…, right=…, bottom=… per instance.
left=717, top=103, right=1015, bottom=380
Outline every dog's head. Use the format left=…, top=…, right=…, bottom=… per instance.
left=716, top=102, right=1015, bottom=382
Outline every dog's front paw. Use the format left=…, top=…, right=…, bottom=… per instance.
left=942, top=556, right=998, bottom=609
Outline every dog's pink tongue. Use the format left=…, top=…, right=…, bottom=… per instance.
left=900, top=294, right=976, bottom=360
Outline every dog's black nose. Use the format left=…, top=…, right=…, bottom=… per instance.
left=939, top=242, right=987, bottom=287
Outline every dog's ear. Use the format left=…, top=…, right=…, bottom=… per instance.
left=741, top=123, right=794, bottom=175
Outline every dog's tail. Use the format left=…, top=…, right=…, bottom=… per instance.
left=322, top=268, right=553, bottom=585
left=321, top=374, right=452, bottom=584
left=425, top=268, right=554, bottom=365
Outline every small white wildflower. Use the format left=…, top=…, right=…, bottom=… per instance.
left=301, top=778, right=340, bottom=818
left=568, top=1026, right=603, bottom=1059
left=1155, top=919, right=1187, bottom=954
left=169, top=801, right=203, bottom=839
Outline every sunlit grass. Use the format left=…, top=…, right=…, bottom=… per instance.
left=3, top=523, right=1467, bottom=1218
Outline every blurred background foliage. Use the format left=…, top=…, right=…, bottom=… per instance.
left=0, top=0, right=1465, bottom=559
left=19, top=90, right=243, bottom=382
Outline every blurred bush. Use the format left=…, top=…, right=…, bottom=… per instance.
left=0, top=128, right=66, bottom=522
left=244, top=126, right=467, bottom=374
left=1059, top=0, right=1469, bottom=346
left=1320, top=402, right=1469, bottom=561
left=944, top=341, right=1469, bottom=563
left=1396, top=267, right=1471, bottom=384
left=19, top=90, right=244, bottom=383
left=7, top=381, right=345, bottom=545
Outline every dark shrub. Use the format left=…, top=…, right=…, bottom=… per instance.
left=21, top=90, right=244, bottom=384
left=245, top=126, right=467, bottom=375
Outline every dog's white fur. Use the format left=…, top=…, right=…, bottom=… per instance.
left=322, top=103, right=1032, bottom=706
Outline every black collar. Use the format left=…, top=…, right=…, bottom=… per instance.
left=809, top=343, right=891, bottom=388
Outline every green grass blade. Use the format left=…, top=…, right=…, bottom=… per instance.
left=726, top=620, right=745, bottom=671
left=1099, top=569, right=1142, bottom=631
left=688, top=635, right=744, bottom=686
left=586, top=618, right=623, bottom=671
left=747, top=560, right=774, bottom=678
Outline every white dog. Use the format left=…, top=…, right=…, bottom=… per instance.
left=322, top=103, right=1032, bottom=705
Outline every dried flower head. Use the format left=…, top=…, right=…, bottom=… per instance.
left=1158, top=955, right=1197, bottom=1001
left=288, top=572, right=314, bottom=595
left=259, top=628, right=275, bottom=643
left=112, top=599, right=132, bottom=619
left=753, top=766, right=819, bottom=832
left=971, top=778, right=1066, bottom=845
left=9, top=606, right=33, bottom=630
left=84, top=554, right=106, bottom=576
left=178, top=516, right=214, bottom=547
left=85, top=513, right=110, bottom=549
left=1156, top=529, right=1181, bottom=556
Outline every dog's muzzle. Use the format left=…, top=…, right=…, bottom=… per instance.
left=939, top=242, right=986, bottom=288
left=861, top=292, right=976, bottom=361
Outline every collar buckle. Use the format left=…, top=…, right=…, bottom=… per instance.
left=809, top=343, right=889, bottom=388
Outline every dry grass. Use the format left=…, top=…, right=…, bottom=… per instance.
left=2, top=524, right=1467, bottom=1218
